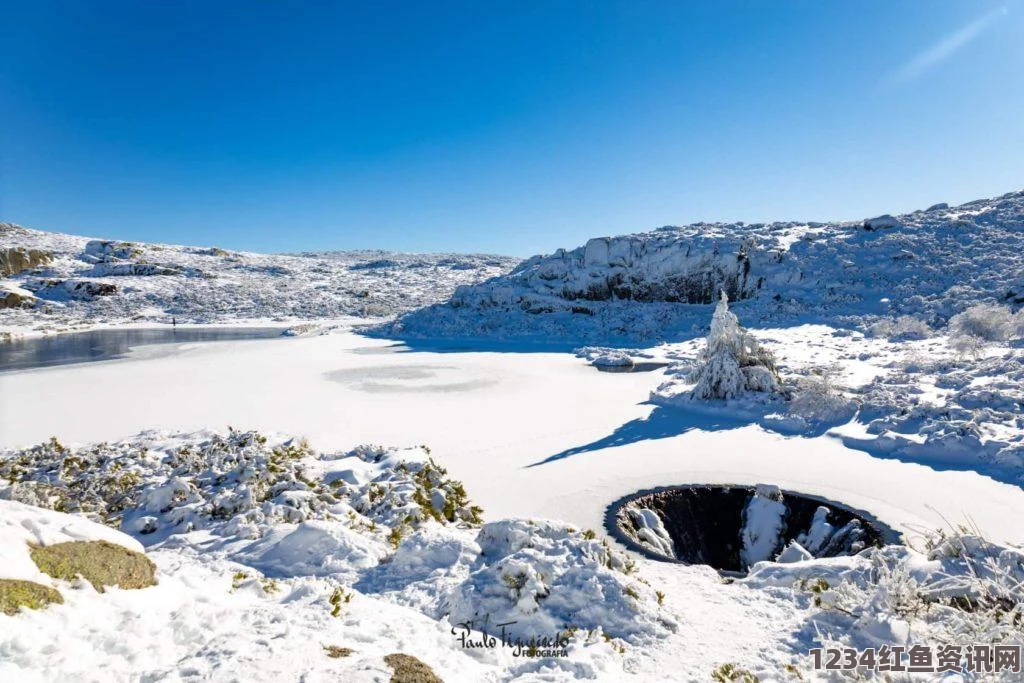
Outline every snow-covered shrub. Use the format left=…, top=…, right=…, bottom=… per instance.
left=948, top=303, right=1016, bottom=341
left=839, top=534, right=1022, bottom=648
left=853, top=351, right=1024, bottom=479
left=747, top=529, right=1024, bottom=679
left=949, top=332, right=987, bottom=358
left=1010, top=307, right=1024, bottom=340
left=867, top=315, right=931, bottom=341
left=689, top=292, right=780, bottom=400
left=447, top=519, right=677, bottom=643
left=785, top=365, right=856, bottom=425
left=0, top=430, right=484, bottom=542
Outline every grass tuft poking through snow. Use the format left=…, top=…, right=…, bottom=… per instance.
left=322, top=644, right=355, bottom=658
left=710, top=662, right=760, bottom=682
left=383, top=653, right=444, bottom=683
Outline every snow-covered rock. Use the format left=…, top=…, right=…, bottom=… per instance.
left=235, top=520, right=388, bottom=578
left=775, top=540, right=813, bottom=564
left=62, top=279, right=118, bottom=299
left=449, top=519, right=677, bottom=643
left=621, top=506, right=675, bottom=558
left=0, top=283, right=36, bottom=309
left=0, top=247, right=52, bottom=277
left=862, top=214, right=900, bottom=231
left=740, top=485, right=786, bottom=568
left=590, top=350, right=634, bottom=368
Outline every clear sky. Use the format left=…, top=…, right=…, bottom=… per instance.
left=2, top=2, right=1022, bottom=256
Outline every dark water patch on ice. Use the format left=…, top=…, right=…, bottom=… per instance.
left=594, top=361, right=668, bottom=373
left=323, top=364, right=497, bottom=393
left=0, top=326, right=288, bottom=372
left=349, top=343, right=409, bottom=355
left=606, top=484, right=897, bottom=575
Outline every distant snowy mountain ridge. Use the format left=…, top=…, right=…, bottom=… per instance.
left=0, top=224, right=519, bottom=333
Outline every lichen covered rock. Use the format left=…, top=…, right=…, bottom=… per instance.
left=0, top=578, right=63, bottom=615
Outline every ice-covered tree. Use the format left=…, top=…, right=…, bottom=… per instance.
left=689, top=291, right=780, bottom=400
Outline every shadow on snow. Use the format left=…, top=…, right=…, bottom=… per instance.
left=526, top=403, right=752, bottom=468
left=527, top=402, right=1024, bottom=491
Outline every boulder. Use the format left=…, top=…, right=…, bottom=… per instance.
left=64, top=279, right=118, bottom=299
left=0, top=248, right=52, bottom=277
left=84, top=240, right=143, bottom=261
left=862, top=215, right=900, bottom=231
left=89, top=262, right=180, bottom=277
left=30, top=540, right=157, bottom=592
left=0, top=284, right=37, bottom=309
left=583, top=237, right=610, bottom=266
left=0, top=579, right=63, bottom=615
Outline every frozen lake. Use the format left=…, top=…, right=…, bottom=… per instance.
left=2, top=328, right=1022, bottom=547
left=0, top=326, right=287, bottom=372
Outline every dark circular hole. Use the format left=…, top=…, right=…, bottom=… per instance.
left=606, top=484, right=899, bottom=575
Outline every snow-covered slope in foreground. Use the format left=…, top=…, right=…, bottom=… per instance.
left=0, top=223, right=518, bottom=335
left=2, top=429, right=1022, bottom=682
left=384, top=190, right=1024, bottom=342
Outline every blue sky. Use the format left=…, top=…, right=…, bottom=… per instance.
left=2, top=2, right=1022, bottom=256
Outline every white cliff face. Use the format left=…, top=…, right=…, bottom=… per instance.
left=385, top=190, right=1024, bottom=342
left=485, top=232, right=764, bottom=306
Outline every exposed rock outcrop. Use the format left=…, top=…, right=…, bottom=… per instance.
left=1, top=247, right=52, bottom=277
left=0, top=284, right=37, bottom=309
left=64, top=279, right=118, bottom=299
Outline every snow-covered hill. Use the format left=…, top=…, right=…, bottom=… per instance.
left=0, top=223, right=519, bottom=335
left=383, top=190, right=1024, bottom=343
